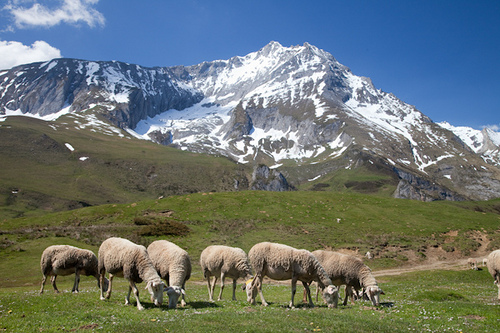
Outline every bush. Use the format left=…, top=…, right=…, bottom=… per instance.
left=137, top=218, right=190, bottom=237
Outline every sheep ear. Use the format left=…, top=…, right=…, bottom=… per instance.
left=145, top=281, right=152, bottom=290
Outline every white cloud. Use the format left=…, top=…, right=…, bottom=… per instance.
left=0, top=40, right=62, bottom=70
left=5, top=0, right=105, bottom=29
left=484, top=124, right=500, bottom=132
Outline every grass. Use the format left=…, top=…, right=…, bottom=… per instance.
left=2, top=191, right=500, bottom=275
left=0, top=269, right=499, bottom=332
left=0, top=116, right=251, bottom=220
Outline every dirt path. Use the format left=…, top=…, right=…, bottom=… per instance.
left=373, top=257, right=485, bottom=277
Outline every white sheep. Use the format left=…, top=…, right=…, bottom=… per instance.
left=246, top=242, right=338, bottom=308
left=98, top=237, right=165, bottom=310
left=147, top=240, right=191, bottom=308
left=486, top=249, right=500, bottom=300
left=310, top=250, right=384, bottom=306
left=467, top=258, right=478, bottom=270
left=199, top=245, right=253, bottom=301
left=40, top=245, right=109, bottom=294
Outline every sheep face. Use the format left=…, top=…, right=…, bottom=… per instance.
left=322, top=285, right=339, bottom=308
left=165, top=286, right=184, bottom=309
left=366, top=286, right=384, bottom=306
left=146, top=281, right=165, bottom=307
left=244, top=278, right=258, bottom=305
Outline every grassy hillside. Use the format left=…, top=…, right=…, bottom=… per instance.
left=1, top=190, right=500, bottom=288
left=0, top=116, right=251, bottom=220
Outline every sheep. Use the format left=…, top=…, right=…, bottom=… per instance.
left=40, top=245, right=109, bottom=294
left=246, top=242, right=339, bottom=308
left=467, top=258, right=478, bottom=270
left=309, top=250, right=384, bottom=306
left=486, top=249, right=500, bottom=300
left=147, top=240, right=191, bottom=308
left=98, top=237, right=165, bottom=310
left=199, top=245, right=253, bottom=302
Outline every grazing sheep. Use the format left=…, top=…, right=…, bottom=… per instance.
left=40, top=245, right=108, bottom=294
left=199, top=245, right=253, bottom=301
left=486, top=250, right=500, bottom=300
left=310, top=250, right=384, bottom=306
left=247, top=242, right=338, bottom=308
left=483, top=258, right=488, bottom=267
left=98, top=237, right=165, bottom=310
left=147, top=240, right=191, bottom=308
left=467, top=258, right=478, bottom=270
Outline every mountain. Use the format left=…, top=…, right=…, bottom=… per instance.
left=1, top=41, right=499, bottom=201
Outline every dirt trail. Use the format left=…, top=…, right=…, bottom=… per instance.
left=373, top=256, right=486, bottom=277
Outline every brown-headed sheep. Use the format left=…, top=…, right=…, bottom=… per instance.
left=310, top=250, right=384, bottom=306
left=486, top=249, right=500, bottom=300
left=98, top=237, right=165, bottom=310
left=199, top=245, right=253, bottom=301
left=246, top=242, right=338, bottom=308
left=147, top=240, right=191, bottom=308
left=40, top=245, right=108, bottom=294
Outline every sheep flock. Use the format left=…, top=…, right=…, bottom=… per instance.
left=39, top=239, right=500, bottom=310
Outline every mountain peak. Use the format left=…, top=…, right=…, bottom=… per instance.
left=1, top=42, right=500, bottom=201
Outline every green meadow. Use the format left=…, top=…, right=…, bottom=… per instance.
left=1, top=191, right=500, bottom=332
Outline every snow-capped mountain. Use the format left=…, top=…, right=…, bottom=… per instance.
left=1, top=41, right=499, bottom=201
left=438, top=122, right=500, bottom=166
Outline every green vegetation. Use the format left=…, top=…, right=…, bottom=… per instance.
left=0, top=269, right=498, bottom=332
left=0, top=116, right=250, bottom=220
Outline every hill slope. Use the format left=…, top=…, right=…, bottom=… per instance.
left=0, top=116, right=292, bottom=219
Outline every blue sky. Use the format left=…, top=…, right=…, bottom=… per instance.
left=0, top=0, right=498, bottom=130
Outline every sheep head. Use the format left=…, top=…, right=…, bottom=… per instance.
left=243, top=277, right=259, bottom=305
left=322, top=285, right=339, bottom=308
left=165, top=286, right=185, bottom=309
left=146, top=280, right=166, bottom=307
left=366, top=286, right=384, bottom=306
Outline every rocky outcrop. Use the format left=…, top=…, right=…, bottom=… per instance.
left=393, top=168, right=465, bottom=201
left=251, top=165, right=294, bottom=191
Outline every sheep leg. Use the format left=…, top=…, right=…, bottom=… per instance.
left=232, top=279, right=237, bottom=301
left=105, top=274, right=114, bottom=300
left=290, top=276, right=298, bottom=308
left=252, top=275, right=268, bottom=306
left=72, top=270, right=80, bottom=293
left=345, top=286, right=355, bottom=305
left=129, top=281, right=144, bottom=310
left=40, top=275, right=47, bottom=294
left=51, top=275, right=59, bottom=293
left=302, top=281, right=314, bottom=308
left=181, top=281, right=187, bottom=307
left=205, top=274, right=212, bottom=301
left=301, top=284, right=308, bottom=303
left=496, top=275, right=500, bottom=300
left=342, top=286, right=349, bottom=306
left=209, top=276, right=218, bottom=302
left=218, top=273, right=225, bottom=301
